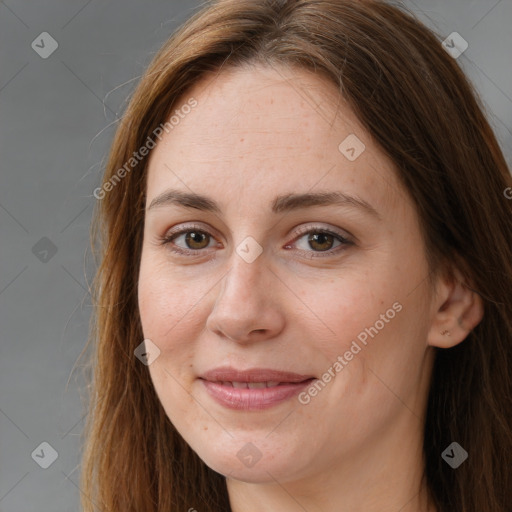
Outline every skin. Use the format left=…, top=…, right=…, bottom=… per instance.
left=137, top=64, right=484, bottom=512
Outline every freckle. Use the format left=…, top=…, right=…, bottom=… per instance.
left=240, top=138, right=244, bottom=142
left=203, top=426, right=208, bottom=430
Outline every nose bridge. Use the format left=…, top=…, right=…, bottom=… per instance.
left=206, top=243, right=284, bottom=342
left=216, top=224, right=267, bottom=293
left=219, top=246, right=267, bottom=305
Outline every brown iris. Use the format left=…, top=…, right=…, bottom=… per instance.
left=185, top=231, right=210, bottom=250
left=308, top=232, right=335, bottom=251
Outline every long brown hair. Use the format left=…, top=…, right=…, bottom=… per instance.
left=79, top=1, right=512, bottom=510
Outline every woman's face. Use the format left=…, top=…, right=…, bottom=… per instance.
left=138, top=64, right=438, bottom=485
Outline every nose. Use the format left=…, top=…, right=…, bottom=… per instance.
left=205, top=250, right=286, bottom=344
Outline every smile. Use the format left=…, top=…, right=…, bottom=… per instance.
left=199, top=367, right=316, bottom=410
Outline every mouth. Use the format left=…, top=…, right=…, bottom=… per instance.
left=198, top=367, right=316, bottom=410
left=213, top=381, right=302, bottom=388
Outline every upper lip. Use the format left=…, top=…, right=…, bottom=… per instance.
left=200, top=366, right=315, bottom=383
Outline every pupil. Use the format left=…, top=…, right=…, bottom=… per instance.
left=309, top=233, right=332, bottom=251
left=186, top=231, right=208, bottom=249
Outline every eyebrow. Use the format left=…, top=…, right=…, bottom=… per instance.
left=147, top=189, right=381, bottom=219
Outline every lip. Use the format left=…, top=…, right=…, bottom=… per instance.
left=199, top=366, right=316, bottom=410
left=200, top=367, right=315, bottom=383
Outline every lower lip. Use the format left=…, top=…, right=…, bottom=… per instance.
left=200, top=379, right=315, bottom=410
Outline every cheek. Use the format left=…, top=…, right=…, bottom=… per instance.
left=314, top=274, right=430, bottom=416
left=137, top=258, right=199, bottom=418
left=300, top=270, right=401, bottom=358
left=137, top=253, right=208, bottom=346
left=148, top=362, right=199, bottom=440
left=299, top=263, right=424, bottom=415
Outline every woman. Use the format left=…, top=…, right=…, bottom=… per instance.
left=80, top=0, right=512, bottom=511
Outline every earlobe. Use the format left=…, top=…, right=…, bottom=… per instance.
left=427, top=267, right=484, bottom=349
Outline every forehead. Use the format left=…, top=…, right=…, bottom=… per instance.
left=145, top=64, right=404, bottom=218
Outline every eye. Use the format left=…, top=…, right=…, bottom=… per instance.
left=160, top=224, right=218, bottom=256
left=285, top=226, right=353, bottom=257
left=159, top=223, right=353, bottom=258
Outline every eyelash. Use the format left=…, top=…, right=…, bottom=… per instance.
left=158, top=223, right=353, bottom=258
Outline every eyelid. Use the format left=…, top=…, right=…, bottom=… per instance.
left=164, top=222, right=216, bottom=239
left=291, top=222, right=353, bottom=241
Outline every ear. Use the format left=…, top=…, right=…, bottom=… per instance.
left=427, top=265, right=484, bottom=349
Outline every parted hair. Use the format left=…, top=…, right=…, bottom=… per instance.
left=79, top=1, right=512, bottom=511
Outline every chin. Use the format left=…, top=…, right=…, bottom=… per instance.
left=192, top=437, right=308, bottom=484
left=206, top=458, right=286, bottom=484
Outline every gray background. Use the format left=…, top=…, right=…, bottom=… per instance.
left=1, top=1, right=511, bottom=511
